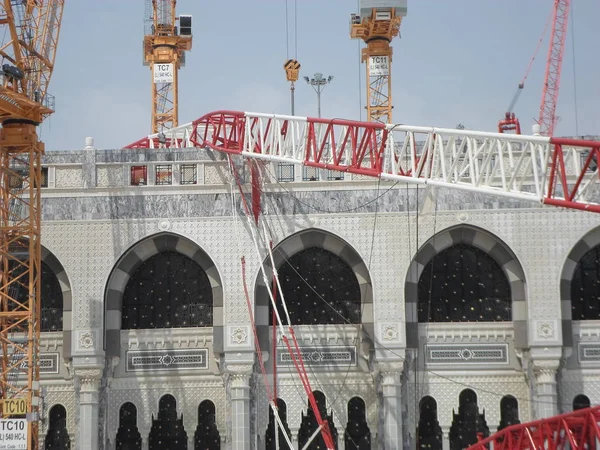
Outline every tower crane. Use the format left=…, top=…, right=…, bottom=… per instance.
left=538, top=0, right=570, bottom=137
left=499, top=0, right=570, bottom=137
left=0, top=1, right=64, bottom=449
left=143, top=0, right=193, bottom=135
left=350, top=0, right=407, bottom=124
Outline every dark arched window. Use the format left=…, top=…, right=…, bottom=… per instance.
left=498, top=396, right=519, bottom=430
left=417, top=396, right=442, bottom=450
left=116, top=402, right=142, bottom=450
left=573, top=394, right=591, bottom=410
left=194, top=400, right=220, bottom=450
left=345, top=397, right=370, bottom=449
left=12, top=260, right=63, bottom=331
left=122, top=251, right=213, bottom=329
left=298, top=391, right=338, bottom=450
left=271, top=247, right=361, bottom=325
left=265, top=399, right=291, bottom=450
left=44, top=404, right=70, bottom=450
left=418, top=244, right=511, bottom=322
left=571, top=245, right=600, bottom=320
left=449, top=389, right=489, bottom=450
left=149, top=395, right=187, bottom=449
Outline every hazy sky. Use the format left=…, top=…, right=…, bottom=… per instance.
left=40, top=0, right=599, bottom=150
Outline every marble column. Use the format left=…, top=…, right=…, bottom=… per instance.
left=380, top=366, right=404, bottom=450
left=74, top=367, right=103, bottom=450
left=533, top=359, right=560, bottom=418
left=226, top=364, right=253, bottom=450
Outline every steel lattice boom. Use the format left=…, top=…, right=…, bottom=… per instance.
left=467, top=405, right=600, bottom=450
left=539, top=0, right=570, bottom=137
left=126, top=110, right=600, bottom=214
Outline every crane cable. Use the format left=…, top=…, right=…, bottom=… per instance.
left=506, top=7, right=554, bottom=114
left=285, top=0, right=298, bottom=60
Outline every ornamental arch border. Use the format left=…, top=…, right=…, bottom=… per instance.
left=103, top=232, right=224, bottom=356
left=404, top=224, right=528, bottom=349
left=559, top=225, right=600, bottom=347
left=253, top=228, right=374, bottom=352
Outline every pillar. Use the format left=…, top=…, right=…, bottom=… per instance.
left=226, top=364, right=253, bottom=450
left=74, top=367, right=103, bottom=450
left=533, top=359, right=560, bottom=418
left=380, top=363, right=404, bottom=450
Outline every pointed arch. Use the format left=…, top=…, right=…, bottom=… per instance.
left=404, top=225, right=527, bottom=348
left=560, top=225, right=600, bottom=346
left=104, top=232, right=224, bottom=356
left=253, top=228, right=373, bottom=353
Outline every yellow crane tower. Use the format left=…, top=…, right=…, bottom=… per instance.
left=350, top=1, right=407, bottom=124
left=143, top=0, right=192, bottom=134
left=0, top=1, right=64, bottom=448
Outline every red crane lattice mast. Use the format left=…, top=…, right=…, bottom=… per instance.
left=538, top=0, right=570, bottom=137
left=499, top=0, right=570, bottom=137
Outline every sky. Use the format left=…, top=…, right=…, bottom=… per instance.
left=39, top=0, right=600, bottom=150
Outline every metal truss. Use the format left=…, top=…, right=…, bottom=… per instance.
left=126, top=110, right=600, bottom=214
left=467, top=405, right=600, bottom=450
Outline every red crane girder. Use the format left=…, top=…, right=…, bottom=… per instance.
left=126, top=110, right=600, bottom=214
left=468, top=405, right=600, bottom=450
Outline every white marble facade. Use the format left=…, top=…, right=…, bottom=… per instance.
left=34, top=145, right=600, bottom=450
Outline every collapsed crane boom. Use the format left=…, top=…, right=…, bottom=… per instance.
left=0, top=1, right=64, bottom=449
left=126, top=110, right=600, bottom=214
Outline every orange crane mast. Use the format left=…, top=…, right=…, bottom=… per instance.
left=350, top=1, right=406, bottom=124
left=143, top=0, right=192, bottom=135
left=0, top=1, right=64, bottom=449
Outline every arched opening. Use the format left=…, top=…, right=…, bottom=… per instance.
left=116, top=402, right=142, bottom=450
left=449, top=389, right=489, bottom=450
left=417, top=243, right=511, bottom=322
left=254, top=229, right=373, bottom=353
left=194, top=400, right=220, bottom=449
left=7, top=242, right=72, bottom=355
left=573, top=394, right=591, bottom=410
left=265, top=398, right=291, bottom=450
left=417, top=396, right=442, bottom=450
left=121, top=251, right=213, bottom=329
left=12, top=260, right=64, bottom=331
left=298, top=391, right=338, bottom=450
left=570, top=245, right=600, bottom=320
left=104, top=233, right=223, bottom=356
left=149, top=394, right=187, bottom=449
left=498, top=395, right=519, bottom=430
left=44, top=404, right=70, bottom=450
left=270, top=247, right=361, bottom=325
left=560, top=226, right=600, bottom=346
left=345, top=396, right=370, bottom=450
left=405, top=225, right=527, bottom=348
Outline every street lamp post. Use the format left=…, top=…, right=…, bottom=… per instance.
left=304, top=72, right=334, bottom=118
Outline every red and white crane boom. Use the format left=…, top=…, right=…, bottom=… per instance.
left=126, top=110, right=600, bottom=214
left=538, top=0, right=570, bottom=137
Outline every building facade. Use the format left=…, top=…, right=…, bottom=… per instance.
left=33, top=141, right=599, bottom=449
